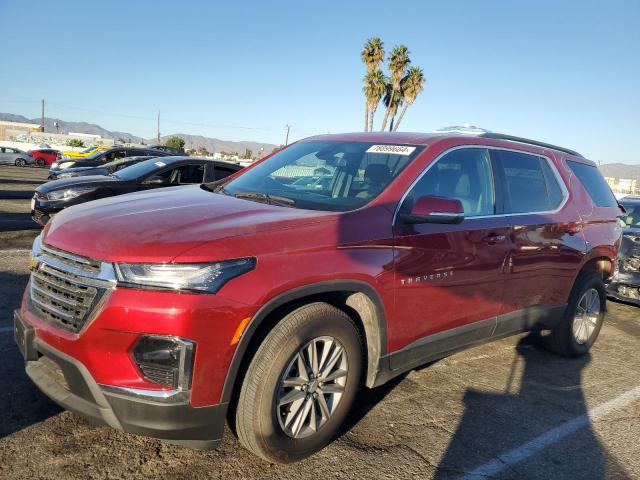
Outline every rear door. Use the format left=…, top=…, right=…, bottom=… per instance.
left=493, top=149, right=584, bottom=326
left=391, top=147, right=510, bottom=357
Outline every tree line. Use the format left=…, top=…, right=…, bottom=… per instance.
left=361, top=37, right=425, bottom=132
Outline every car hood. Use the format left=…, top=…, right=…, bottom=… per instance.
left=37, top=175, right=119, bottom=193
left=44, top=185, right=337, bottom=262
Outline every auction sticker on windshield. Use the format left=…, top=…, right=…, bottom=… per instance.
left=366, top=145, right=416, bottom=155
left=154, top=161, right=167, bottom=167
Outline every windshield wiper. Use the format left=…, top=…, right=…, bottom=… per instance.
left=233, top=191, right=295, bottom=207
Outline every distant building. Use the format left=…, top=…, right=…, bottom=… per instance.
left=605, top=176, right=638, bottom=195
left=0, top=120, right=41, bottom=140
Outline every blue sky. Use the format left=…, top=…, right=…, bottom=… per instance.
left=1, top=0, right=639, bottom=163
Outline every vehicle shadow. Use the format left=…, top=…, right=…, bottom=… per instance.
left=0, top=272, right=62, bottom=438
left=434, top=334, right=631, bottom=479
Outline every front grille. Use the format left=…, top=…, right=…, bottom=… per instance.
left=29, top=245, right=113, bottom=333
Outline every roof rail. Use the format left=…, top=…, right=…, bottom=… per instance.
left=480, top=132, right=583, bottom=158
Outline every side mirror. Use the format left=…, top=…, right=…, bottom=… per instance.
left=399, top=195, right=464, bottom=224
left=143, top=175, right=167, bottom=186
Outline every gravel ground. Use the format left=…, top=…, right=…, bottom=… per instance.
left=0, top=165, right=638, bottom=479
left=0, top=165, right=44, bottom=235
left=0, top=251, right=638, bottom=479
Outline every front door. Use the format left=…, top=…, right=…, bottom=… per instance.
left=391, top=147, right=510, bottom=357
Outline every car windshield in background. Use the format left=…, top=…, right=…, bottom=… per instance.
left=621, top=202, right=640, bottom=228
left=82, top=146, right=97, bottom=153
left=114, top=158, right=170, bottom=180
left=217, top=141, right=422, bottom=212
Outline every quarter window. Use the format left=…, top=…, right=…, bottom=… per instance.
left=401, top=148, right=495, bottom=217
left=496, top=151, right=563, bottom=214
left=567, top=160, right=618, bottom=208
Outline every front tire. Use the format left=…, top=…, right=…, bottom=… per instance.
left=543, top=273, right=606, bottom=357
left=36, top=158, right=45, bottom=167
left=235, top=302, right=362, bottom=463
left=15, top=158, right=26, bottom=167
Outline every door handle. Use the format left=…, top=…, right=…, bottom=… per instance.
left=482, top=233, right=507, bottom=245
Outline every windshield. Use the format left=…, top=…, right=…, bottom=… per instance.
left=114, top=158, right=171, bottom=180
left=621, top=202, right=640, bottom=228
left=217, top=140, right=422, bottom=212
left=82, top=146, right=97, bottom=153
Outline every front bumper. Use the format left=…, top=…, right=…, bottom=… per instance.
left=606, top=271, right=640, bottom=306
left=14, top=310, right=227, bottom=449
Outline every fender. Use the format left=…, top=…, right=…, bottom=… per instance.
left=219, top=280, right=388, bottom=404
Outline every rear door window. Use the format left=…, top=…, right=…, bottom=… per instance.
left=495, top=150, right=564, bottom=214
left=567, top=160, right=618, bottom=208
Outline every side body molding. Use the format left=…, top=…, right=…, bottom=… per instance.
left=219, top=280, right=389, bottom=404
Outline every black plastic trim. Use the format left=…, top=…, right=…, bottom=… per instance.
left=373, top=304, right=566, bottom=387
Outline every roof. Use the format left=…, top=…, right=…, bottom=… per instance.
left=303, top=131, right=583, bottom=158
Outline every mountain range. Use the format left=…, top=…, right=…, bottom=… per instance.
left=2, top=112, right=639, bottom=178
left=0, top=112, right=278, bottom=155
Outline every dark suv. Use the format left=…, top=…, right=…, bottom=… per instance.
left=15, top=131, right=622, bottom=462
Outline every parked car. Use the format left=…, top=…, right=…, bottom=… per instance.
left=53, top=155, right=155, bottom=179
left=32, top=156, right=241, bottom=225
left=607, top=196, right=640, bottom=304
left=15, top=131, right=622, bottom=462
left=0, top=146, right=35, bottom=166
left=60, top=144, right=110, bottom=159
left=148, top=144, right=185, bottom=155
left=27, top=148, right=61, bottom=167
left=49, top=147, right=171, bottom=178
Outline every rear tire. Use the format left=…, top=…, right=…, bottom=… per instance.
left=36, top=158, right=45, bottom=167
left=235, top=302, right=362, bottom=463
left=543, top=273, right=605, bottom=357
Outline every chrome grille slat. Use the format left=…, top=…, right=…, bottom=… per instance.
left=41, top=244, right=101, bottom=273
left=31, top=296, right=77, bottom=323
left=29, top=246, right=112, bottom=333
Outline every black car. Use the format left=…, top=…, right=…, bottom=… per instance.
left=607, top=196, right=640, bottom=305
left=53, top=156, right=154, bottom=179
left=49, top=147, right=171, bottom=179
left=33, top=156, right=241, bottom=226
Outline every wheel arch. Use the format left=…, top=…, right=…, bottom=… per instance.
left=220, top=280, right=388, bottom=405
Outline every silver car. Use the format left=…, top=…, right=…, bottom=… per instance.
left=0, top=147, right=34, bottom=166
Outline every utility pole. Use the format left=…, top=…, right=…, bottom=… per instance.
left=40, top=99, right=45, bottom=132
left=157, top=110, right=161, bottom=144
left=285, top=124, right=291, bottom=145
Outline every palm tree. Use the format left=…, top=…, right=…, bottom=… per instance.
left=383, top=80, right=403, bottom=132
left=393, top=67, right=425, bottom=131
left=380, top=45, right=410, bottom=131
left=361, top=38, right=385, bottom=131
left=363, top=70, right=387, bottom=133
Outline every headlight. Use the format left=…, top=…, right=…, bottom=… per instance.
left=51, top=162, right=59, bottom=168
left=114, top=258, right=256, bottom=293
left=47, top=186, right=96, bottom=201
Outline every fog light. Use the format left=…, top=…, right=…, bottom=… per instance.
left=132, top=335, right=195, bottom=390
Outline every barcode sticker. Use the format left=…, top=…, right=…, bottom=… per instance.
left=366, top=145, right=416, bottom=156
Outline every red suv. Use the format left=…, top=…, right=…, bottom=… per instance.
left=14, top=131, right=622, bottom=462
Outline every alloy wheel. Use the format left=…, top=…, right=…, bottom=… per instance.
left=276, top=336, right=348, bottom=439
left=572, top=288, right=600, bottom=344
